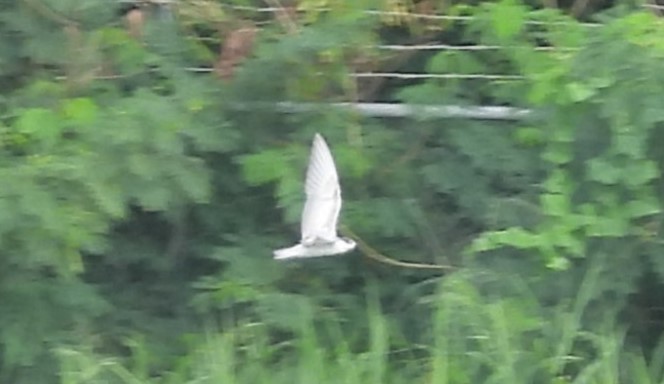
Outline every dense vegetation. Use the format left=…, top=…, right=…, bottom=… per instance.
left=1, top=0, right=664, bottom=382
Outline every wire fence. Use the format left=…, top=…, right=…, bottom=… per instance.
left=169, top=1, right=589, bottom=83
left=58, top=66, right=528, bottom=81
left=214, top=3, right=606, bottom=27
left=376, top=44, right=577, bottom=52
left=109, top=0, right=656, bottom=119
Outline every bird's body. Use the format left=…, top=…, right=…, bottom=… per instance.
left=273, top=238, right=356, bottom=260
left=273, top=133, right=357, bottom=260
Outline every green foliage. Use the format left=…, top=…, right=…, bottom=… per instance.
left=0, top=0, right=662, bottom=382
left=53, top=275, right=664, bottom=384
left=0, top=3, right=226, bottom=377
left=472, top=11, right=664, bottom=277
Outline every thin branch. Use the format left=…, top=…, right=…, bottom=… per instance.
left=340, top=225, right=454, bottom=271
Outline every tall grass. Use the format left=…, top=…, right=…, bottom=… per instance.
left=56, top=268, right=664, bottom=384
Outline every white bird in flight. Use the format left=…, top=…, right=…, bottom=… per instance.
left=273, top=133, right=357, bottom=260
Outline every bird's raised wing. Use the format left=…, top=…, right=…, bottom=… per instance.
left=300, top=134, right=342, bottom=244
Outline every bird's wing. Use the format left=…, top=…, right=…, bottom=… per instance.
left=300, top=134, right=342, bottom=244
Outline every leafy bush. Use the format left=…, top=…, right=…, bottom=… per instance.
left=0, top=0, right=662, bottom=382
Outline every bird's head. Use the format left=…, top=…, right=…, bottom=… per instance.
left=339, top=237, right=357, bottom=253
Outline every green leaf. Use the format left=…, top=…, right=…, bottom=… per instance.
left=587, top=158, right=619, bottom=184
left=514, top=127, right=543, bottom=146
left=62, top=98, right=98, bottom=127
left=136, top=185, right=171, bottom=211
left=15, top=108, right=62, bottom=148
left=499, top=227, right=539, bottom=249
left=588, top=76, right=613, bottom=89
left=543, top=170, right=572, bottom=194
left=87, top=181, right=126, bottom=218
left=491, top=0, right=526, bottom=40
left=547, top=225, right=583, bottom=256
left=542, top=143, right=571, bottom=164
left=567, top=82, right=595, bottom=102
left=335, top=145, right=372, bottom=179
left=472, top=227, right=539, bottom=252
left=551, top=125, right=573, bottom=143
left=625, top=198, right=660, bottom=218
left=127, top=153, right=157, bottom=178
left=172, top=158, right=210, bottom=203
left=240, top=149, right=292, bottom=186
left=541, top=193, right=570, bottom=216
left=470, top=234, right=495, bottom=253
left=427, top=51, right=484, bottom=74
left=622, top=160, right=658, bottom=187
left=586, top=216, right=628, bottom=237
left=546, top=256, right=570, bottom=271
left=612, top=132, right=644, bottom=158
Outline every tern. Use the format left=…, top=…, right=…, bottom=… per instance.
left=273, top=133, right=357, bottom=260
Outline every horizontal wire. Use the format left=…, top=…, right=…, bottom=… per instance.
left=216, top=3, right=603, bottom=28
left=351, top=73, right=525, bottom=80
left=56, top=68, right=526, bottom=80
left=101, top=1, right=649, bottom=122
left=124, top=2, right=594, bottom=54
left=121, top=1, right=577, bottom=26
left=125, top=0, right=655, bottom=28
left=86, top=2, right=588, bottom=121
left=376, top=44, right=577, bottom=51
left=364, top=10, right=602, bottom=27
left=186, top=34, right=578, bottom=52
